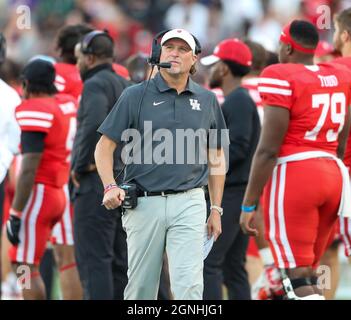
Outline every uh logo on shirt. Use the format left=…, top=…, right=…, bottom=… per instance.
left=189, top=98, right=201, bottom=111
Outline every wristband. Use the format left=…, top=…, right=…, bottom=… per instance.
left=210, top=205, right=223, bottom=216
left=241, top=204, right=257, bottom=213
left=10, top=207, right=22, bottom=218
left=104, top=183, right=118, bottom=195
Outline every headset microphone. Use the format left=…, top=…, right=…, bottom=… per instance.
left=157, top=62, right=171, bottom=68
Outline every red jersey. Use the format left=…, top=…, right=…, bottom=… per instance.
left=54, top=63, right=129, bottom=101
left=332, top=56, right=351, bottom=169
left=112, top=63, right=130, bottom=80
left=258, top=63, right=351, bottom=157
left=15, top=94, right=77, bottom=187
left=54, top=62, right=82, bottom=100
left=242, top=77, right=264, bottom=124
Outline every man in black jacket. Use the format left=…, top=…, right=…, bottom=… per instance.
left=201, top=39, right=261, bottom=300
left=71, top=30, right=130, bottom=300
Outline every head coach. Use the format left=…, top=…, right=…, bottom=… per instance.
left=94, top=28, right=229, bottom=300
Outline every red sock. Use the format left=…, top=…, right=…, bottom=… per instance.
left=59, top=262, right=77, bottom=272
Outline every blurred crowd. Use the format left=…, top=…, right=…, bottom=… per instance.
left=1, top=0, right=350, bottom=75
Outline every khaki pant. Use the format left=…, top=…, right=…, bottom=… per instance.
left=122, top=188, right=206, bottom=300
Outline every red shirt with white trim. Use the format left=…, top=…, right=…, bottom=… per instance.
left=242, top=76, right=264, bottom=124
left=259, top=63, right=351, bottom=157
left=331, top=56, right=351, bottom=169
left=55, top=63, right=130, bottom=102
left=15, top=93, right=78, bottom=187
left=54, top=63, right=82, bottom=101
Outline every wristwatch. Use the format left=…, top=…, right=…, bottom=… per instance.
left=210, top=205, right=223, bottom=216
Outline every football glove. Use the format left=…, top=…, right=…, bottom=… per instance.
left=6, top=214, right=21, bottom=245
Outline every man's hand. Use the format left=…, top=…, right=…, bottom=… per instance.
left=207, top=210, right=222, bottom=241
left=102, top=187, right=126, bottom=210
left=6, top=215, right=21, bottom=245
left=240, top=211, right=258, bottom=236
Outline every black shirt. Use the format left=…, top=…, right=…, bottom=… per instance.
left=221, top=86, right=260, bottom=187
left=71, top=63, right=130, bottom=176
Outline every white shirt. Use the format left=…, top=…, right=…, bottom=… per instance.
left=164, top=2, right=209, bottom=45
left=0, top=78, right=21, bottom=183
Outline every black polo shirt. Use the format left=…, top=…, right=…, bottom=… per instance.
left=98, top=72, right=228, bottom=192
left=71, top=63, right=130, bottom=175
left=221, top=86, right=260, bottom=187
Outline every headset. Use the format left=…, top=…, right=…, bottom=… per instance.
left=0, top=33, right=6, bottom=65
left=148, top=29, right=202, bottom=68
left=80, top=30, right=113, bottom=55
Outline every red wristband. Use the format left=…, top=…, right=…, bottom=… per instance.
left=104, top=183, right=118, bottom=195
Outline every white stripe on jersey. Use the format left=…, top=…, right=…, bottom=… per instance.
left=18, top=119, right=52, bottom=128
left=16, top=186, right=35, bottom=262
left=16, top=111, right=54, bottom=120
left=62, top=184, right=74, bottom=245
left=269, top=164, right=297, bottom=268
left=258, top=86, right=292, bottom=96
left=269, top=167, right=284, bottom=267
left=52, top=221, right=64, bottom=244
left=52, top=185, right=74, bottom=246
left=277, top=164, right=296, bottom=268
left=259, top=78, right=290, bottom=87
left=340, top=217, right=351, bottom=257
left=26, top=184, right=44, bottom=264
left=242, top=78, right=260, bottom=86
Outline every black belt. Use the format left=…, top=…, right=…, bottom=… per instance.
left=137, top=189, right=188, bottom=197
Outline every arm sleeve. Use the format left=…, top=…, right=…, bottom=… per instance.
left=221, top=92, right=256, bottom=164
left=21, top=131, right=46, bottom=153
left=258, top=65, right=293, bottom=109
left=73, top=81, right=113, bottom=173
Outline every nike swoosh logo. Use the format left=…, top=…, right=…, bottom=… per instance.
left=153, top=101, right=165, bottom=106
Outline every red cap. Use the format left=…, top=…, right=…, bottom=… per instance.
left=200, top=38, right=252, bottom=67
left=314, top=41, right=334, bottom=57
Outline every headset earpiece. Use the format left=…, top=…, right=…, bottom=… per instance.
left=80, top=30, right=113, bottom=55
left=148, top=29, right=170, bottom=66
left=148, top=29, right=201, bottom=66
left=192, top=34, right=202, bottom=55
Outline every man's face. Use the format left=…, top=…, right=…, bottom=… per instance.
left=75, top=43, right=89, bottom=76
left=160, top=38, right=197, bottom=75
left=208, top=61, right=223, bottom=89
left=333, top=21, right=344, bottom=53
